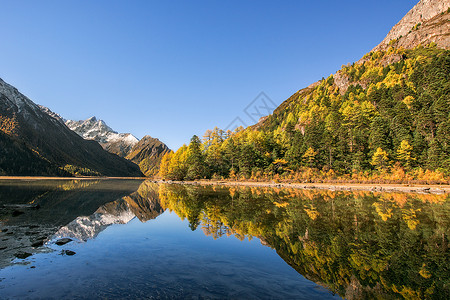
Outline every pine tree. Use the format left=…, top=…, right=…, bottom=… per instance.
left=186, top=135, right=205, bottom=180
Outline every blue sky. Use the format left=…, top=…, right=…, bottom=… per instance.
left=0, top=1, right=416, bottom=149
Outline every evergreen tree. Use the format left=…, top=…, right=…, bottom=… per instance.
left=186, top=135, right=205, bottom=180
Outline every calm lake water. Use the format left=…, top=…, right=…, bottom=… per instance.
left=0, top=179, right=448, bottom=299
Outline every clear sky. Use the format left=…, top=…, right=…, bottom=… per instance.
left=0, top=0, right=416, bottom=149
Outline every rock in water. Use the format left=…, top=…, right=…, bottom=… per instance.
left=31, top=240, right=44, bottom=248
left=14, top=252, right=32, bottom=259
left=11, top=210, right=24, bottom=217
left=64, top=250, right=76, bottom=256
left=55, top=238, right=72, bottom=246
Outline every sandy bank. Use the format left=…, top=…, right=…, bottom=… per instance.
left=159, top=180, right=450, bottom=194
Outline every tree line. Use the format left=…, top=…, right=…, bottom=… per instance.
left=159, top=46, right=450, bottom=183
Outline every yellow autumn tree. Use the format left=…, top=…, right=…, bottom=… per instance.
left=303, top=147, right=318, bottom=168
left=397, top=140, right=415, bottom=167
left=159, top=151, right=174, bottom=179
left=371, top=148, right=389, bottom=171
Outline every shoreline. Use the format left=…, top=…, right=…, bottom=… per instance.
left=0, top=176, right=146, bottom=180
left=0, top=176, right=449, bottom=194
left=158, top=180, right=450, bottom=194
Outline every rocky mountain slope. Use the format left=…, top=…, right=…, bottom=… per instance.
left=126, top=136, right=171, bottom=177
left=0, top=130, right=69, bottom=176
left=374, top=0, right=449, bottom=51
left=264, top=0, right=450, bottom=127
left=0, top=78, right=143, bottom=177
left=66, top=117, right=139, bottom=157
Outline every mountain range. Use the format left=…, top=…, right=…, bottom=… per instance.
left=0, top=78, right=144, bottom=177
left=0, top=78, right=170, bottom=177
left=65, top=117, right=139, bottom=157
left=66, top=117, right=171, bottom=176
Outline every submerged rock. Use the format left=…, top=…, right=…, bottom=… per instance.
left=31, top=240, right=44, bottom=248
left=55, top=238, right=72, bottom=246
left=14, top=252, right=32, bottom=259
left=63, top=250, right=76, bottom=256
left=12, top=210, right=24, bottom=217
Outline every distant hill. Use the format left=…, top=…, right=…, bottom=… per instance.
left=126, top=136, right=171, bottom=177
left=66, top=117, right=171, bottom=177
left=0, top=78, right=143, bottom=177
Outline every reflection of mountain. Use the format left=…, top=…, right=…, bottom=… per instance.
left=54, top=181, right=164, bottom=240
left=54, top=200, right=135, bottom=241
left=158, top=184, right=450, bottom=299
left=0, top=179, right=162, bottom=268
left=125, top=180, right=164, bottom=222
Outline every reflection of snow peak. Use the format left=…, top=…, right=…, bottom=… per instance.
left=53, top=181, right=164, bottom=241
left=55, top=204, right=135, bottom=241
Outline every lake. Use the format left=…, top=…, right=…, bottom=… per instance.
left=0, top=179, right=448, bottom=299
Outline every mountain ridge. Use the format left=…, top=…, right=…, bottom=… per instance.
left=0, top=78, right=143, bottom=177
left=373, top=0, right=450, bottom=51
left=66, top=116, right=139, bottom=157
left=126, top=135, right=171, bottom=177
left=65, top=116, right=171, bottom=177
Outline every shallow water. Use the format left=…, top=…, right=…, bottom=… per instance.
left=0, top=179, right=448, bottom=299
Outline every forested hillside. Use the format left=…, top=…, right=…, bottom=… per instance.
left=159, top=45, right=450, bottom=183
left=0, top=131, right=69, bottom=176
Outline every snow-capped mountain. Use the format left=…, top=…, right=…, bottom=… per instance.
left=65, top=117, right=171, bottom=176
left=66, top=117, right=139, bottom=157
left=0, top=77, right=143, bottom=177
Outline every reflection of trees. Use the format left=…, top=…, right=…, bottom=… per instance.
left=123, top=181, right=164, bottom=222
left=56, top=179, right=100, bottom=191
left=159, top=184, right=450, bottom=299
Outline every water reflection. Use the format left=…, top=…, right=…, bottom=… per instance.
left=0, top=179, right=145, bottom=267
left=53, top=181, right=163, bottom=241
left=157, top=184, right=450, bottom=299
left=0, top=180, right=449, bottom=299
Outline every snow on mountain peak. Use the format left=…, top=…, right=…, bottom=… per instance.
left=65, top=117, right=139, bottom=156
left=0, top=78, right=40, bottom=116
